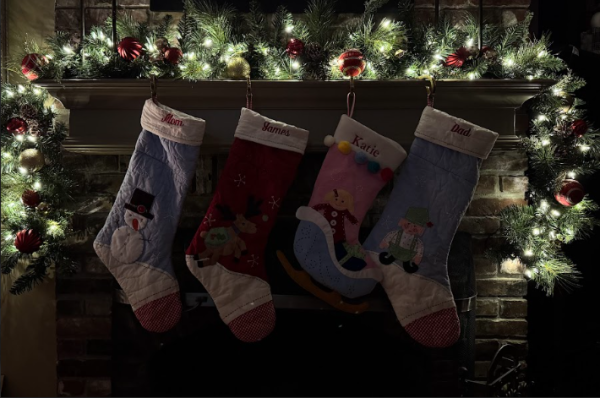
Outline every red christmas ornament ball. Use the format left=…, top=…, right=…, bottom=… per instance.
left=14, top=229, right=43, bottom=254
left=21, top=190, right=41, bottom=208
left=338, top=49, right=366, bottom=77
left=571, top=119, right=588, bottom=138
left=6, top=117, right=28, bottom=135
left=164, top=47, right=183, bottom=64
left=21, top=53, right=48, bottom=81
left=555, top=179, right=585, bottom=207
left=285, top=38, right=305, bottom=58
left=118, top=37, right=143, bottom=61
left=444, top=47, right=470, bottom=68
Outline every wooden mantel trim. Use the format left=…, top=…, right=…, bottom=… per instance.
left=36, top=79, right=553, bottom=154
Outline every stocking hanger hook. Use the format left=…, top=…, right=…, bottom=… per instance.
left=418, top=74, right=436, bottom=107
left=150, top=75, right=158, bottom=104
left=246, top=76, right=253, bottom=110
left=347, top=76, right=356, bottom=118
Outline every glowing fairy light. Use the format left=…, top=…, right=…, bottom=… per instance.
left=275, top=67, right=281, bottom=75
left=541, top=139, right=550, bottom=146
left=261, top=47, right=269, bottom=55
left=551, top=210, right=561, bottom=217
left=33, top=181, right=42, bottom=190
left=45, top=54, right=53, bottom=60
left=27, top=135, right=37, bottom=142
left=285, top=25, right=294, bottom=33
left=16, top=135, right=24, bottom=142
left=468, top=73, right=476, bottom=80
left=538, top=50, right=547, bottom=58
left=580, top=145, right=591, bottom=152
left=549, top=231, right=556, bottom=239
left=203, top=38, right=213, bottom=47
left=5, top=234, right=13, bottom=241
left=106, top=39, right=113, bottom=47
left=466, top=38, right=474, bottom=47
left=2, top=152, right=12, bottom=158
left=537, top=115, right=547, bottom=122
left=503, top=58, right=515, bottom=67
left=17, top=85, right=25, bottom=93
left=292, top=61, right=300, bottom=70
left=379, top=45, right=386, bottom=53
left=5, top=89, right=14, bottom=97
left=423, top=69, right=430, bottom=76
left=381, top=19, right=391, bottom=29
left=434, top=52, right=443, bottom=60
left=524, top=269, right=533, bottom=278
left=524, top=249, right=534, bottom=257
left=62, top=45, right=74, bottom=54
left=533, top=228, right=540, bottom=235
left=540, top=200, right=549, bottom=212
left=98, top=31, right=105, bottom=40
left=18, top=167, right=28, bottom=174
left=186, top=52, right=196, bottom=60
left=567, top=171, right=576, bottom=179
left=179, top=64, right=187, bottom=70
left=406, top=67, right=415, bottom=76
left=527, top=75, right=534, bottom=80
left=202, top=63, right=210, bottom=71
left=91, top=31, right=97, bottom=39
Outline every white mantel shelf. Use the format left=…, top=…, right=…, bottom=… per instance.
left=38, top=79, right=553, bottom=154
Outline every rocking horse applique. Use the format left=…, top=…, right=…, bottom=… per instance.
left=197, top=196, right=263, bottom=266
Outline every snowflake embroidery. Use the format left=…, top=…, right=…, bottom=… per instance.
left=234, top=174, right=246, bottom=187
left=247, top=254, right=259, bottom=267
left=268, top=196, right=281, bottom=209
left=203, top=213, right=216, bottom=226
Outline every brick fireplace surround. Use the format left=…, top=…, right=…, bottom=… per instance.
left=48, top=1, right=536, bottom=396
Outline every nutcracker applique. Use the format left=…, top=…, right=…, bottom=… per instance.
left=110, top=189, right=155, bottom=264
left=312, top=189, right=366, bottom=271
left=378, top=207, right=433, bottom=273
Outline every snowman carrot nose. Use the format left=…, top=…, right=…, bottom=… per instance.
left=133, top=218, right=139, bottom=231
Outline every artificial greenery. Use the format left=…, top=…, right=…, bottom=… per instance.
left=3, top=0, right=598, bottom=295
left=1, top=84, right=78, bottom=294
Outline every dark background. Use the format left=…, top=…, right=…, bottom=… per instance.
left=148, top=1, right=600, bottom=396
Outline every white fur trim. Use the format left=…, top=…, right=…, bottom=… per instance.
left=141, top=99, right=205, bottom=146
left=332, top=115, right=407, bottom=170
left=234, top=108, right=309, bottom=154
left=415, top=107, right=499, bottom=159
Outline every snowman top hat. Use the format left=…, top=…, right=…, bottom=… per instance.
left=124, top=188, right=155, bottom=220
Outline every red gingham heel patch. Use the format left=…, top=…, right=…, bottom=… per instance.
left=134, top=292, right=182, bottom=333
left=228, top=301, right=276, bottom=342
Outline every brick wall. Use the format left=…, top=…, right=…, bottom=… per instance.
left=57, top=145, right=530, bottom=395
left=414, top=0, right=532, bottom=26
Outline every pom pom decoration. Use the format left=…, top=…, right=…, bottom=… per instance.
left=555, top=179, right=585, bottom=207
left=354, top=151, right=368, bottom=164
left=367, top=161, right=381, bottom=173
left=380, top=168, right=394, bottom=182
left=164, top=47, right=183, bottom=65
left=323, top=135, right=336, bottom=147
left=337, top=141, right=352, bottom=155
left=224, top=57, right=251, bottom=79
left=571, top=120, right=588, bottom=138
left=444, top=47, right=470, bottom=68
left=14, top=229, right=43, bottom=254
left=338, top=49, right=366, bottom=78
left=118, top=37, right=143, bottom=61
left=6, top=118, right=28, bottom=135
left=21, top=190, right=41, bottom=208
left=21, top=53, right=48, bottom=81
left=19, top=149, right=45, bottom=172
left=286, top=38, right=305, bottom=58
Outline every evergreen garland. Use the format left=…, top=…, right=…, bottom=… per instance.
left=3, top=0, right=598, bottom=295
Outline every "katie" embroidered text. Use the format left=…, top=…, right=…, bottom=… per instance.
left=161, top=114, right=184, bottom=127
left=262, top=122, right=290, bottom=136
left=352, top=134, right=380, bottom=157
left=450, top=123, right=472, bottom=137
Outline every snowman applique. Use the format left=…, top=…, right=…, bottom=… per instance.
left=110, top=189, right=155, bottom=264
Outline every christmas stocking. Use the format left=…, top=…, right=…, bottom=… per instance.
left=94, top=99, right=205, bottom=333
left=363, top=106, right=498, bottom=347
left=292, top=115, right=407, bottom=299
left=185, top=108, right=308, bottom=342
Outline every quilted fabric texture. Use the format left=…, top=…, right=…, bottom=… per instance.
left=363, top=107, right=498, bottom=348
left=94, top=100, right=204, bottom=333
left=186, top=108, right=308, bottom=342
left=293, top=115, right=406, bottom=298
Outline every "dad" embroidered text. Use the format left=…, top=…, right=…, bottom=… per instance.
left=450, top=123, right=471, bottom=137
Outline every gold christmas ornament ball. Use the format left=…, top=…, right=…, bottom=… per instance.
left=225, top=57, right=251, bottom=79
left=19, top=148, right=45, bottom=172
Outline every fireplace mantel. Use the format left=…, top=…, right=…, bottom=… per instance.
left=38, top=79, right=552, bottom=154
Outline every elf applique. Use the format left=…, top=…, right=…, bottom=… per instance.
left=378, top=206, right=433, bottom=273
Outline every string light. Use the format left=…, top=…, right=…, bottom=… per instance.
left=551, top=210, right=561, bottom=217
left=5, top=89, right=14, bottom=97
left=524, top=249, right=534, bottom=257
left=62, top=45, right=74, bottom=54
left=423, top=69, right=430, bottom=76
left=33, top=181, right=42, bottom=190
left=4, top=234, right=13, bottom=241
left=503, top=58, right=515, bottom=67
left=537, top=115, right=547, bottom=122
left=540, top=200, right=549, bottom=212
left=16, top=135, right=24, bottom=142
left=379, top=45, right=386, bottom=53
left=17, top=85, right=25, bottom=93
left=18, top=167, right=28, bottom=174
left=203, top=38, right=213, bottom=47
left=466, top=38, right=474, bottom=47
left=98, top=31, right=105, bottom=40
left=106, top=39, right=113, bottom=47
left=549, top=231, right=556, bottom=239
left=468, top=72, right=476, bottom=80
left=406, top=67, right=415, bottom=76
left=527, top=75, right=534, bottom=80
left=533, top=228, right=540, bottom=235
left=538, top=50, right=547, bottom=58
left=567, top=171, right=576, bottom=179
left=27, top=135, right=37, bottom=142
left=202, top=63, right=210, bottom=71
left=524, top=268, right=533, bottom=278
left=186, top=52, right=196, bottom=60
left=434, top=52, right=443, bottom=60
left=381, top=19, right=391, bottom=29
left=2, top=152, right=12, bottom=158
left=261, top=48, right=269, bottom=55
left=275, top=67, right=281, bottom=75
left=45, top=54, right=53, bottom=60
left=580, top=145, right=591, bottom=152
left=541, top=139, right=550, bottom=146
left=285, top=25, right=294, bottom=33
left=292, top=61, right=300, bottom=70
